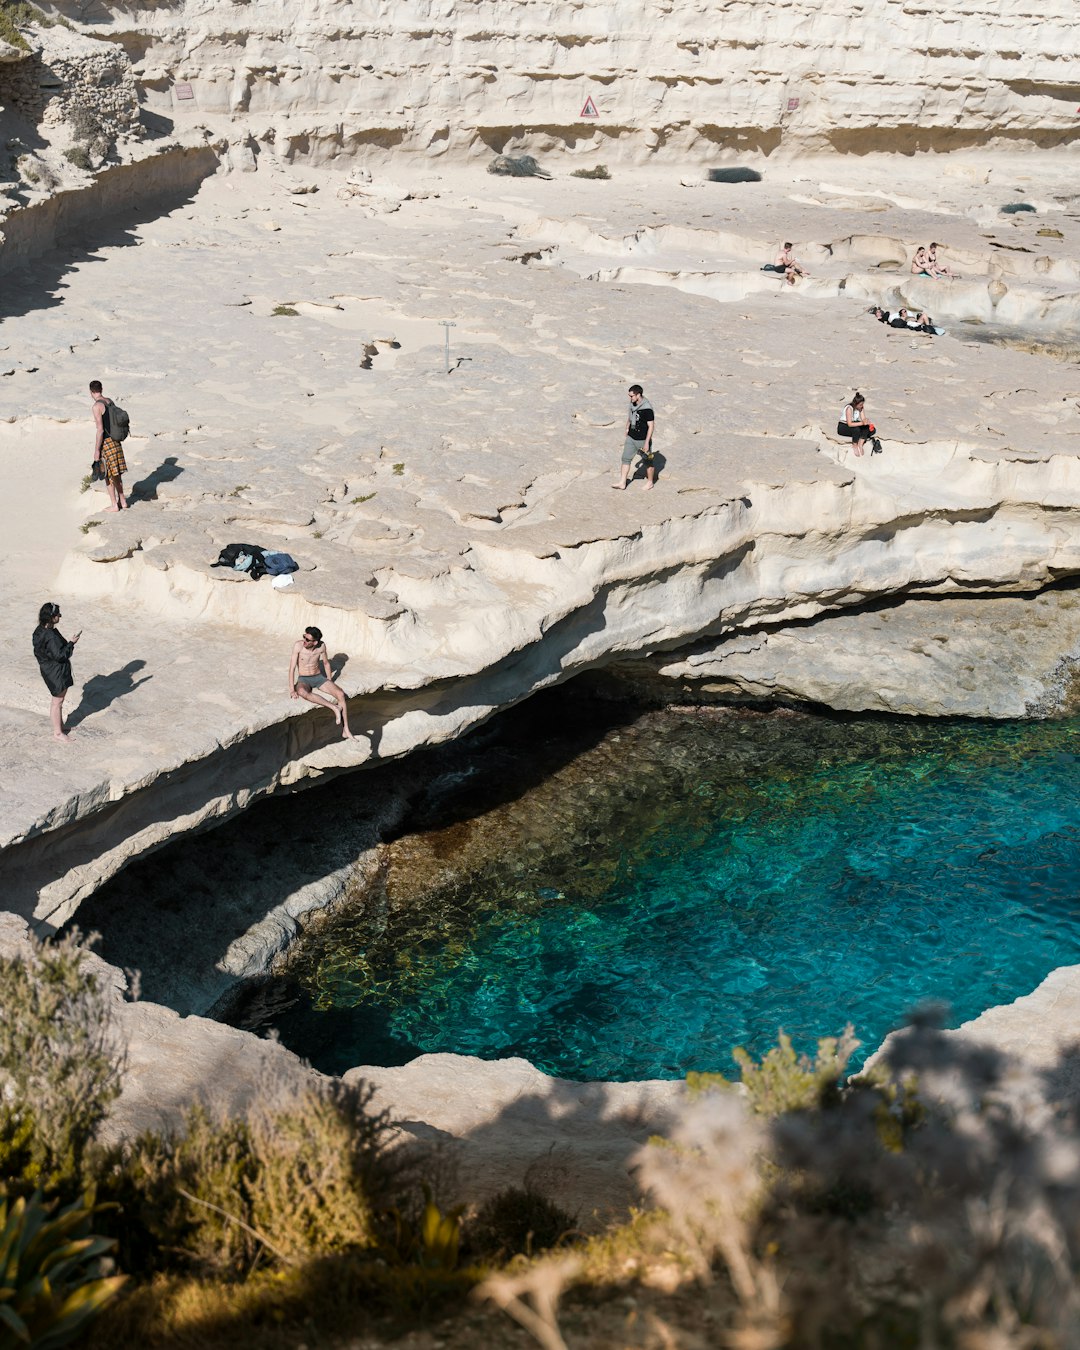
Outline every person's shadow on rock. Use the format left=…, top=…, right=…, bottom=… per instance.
left=130, top=456, right=184, bottom=503
left=632, top=450, right=667, bottom=485
left=67, top=660, right=152, bottom=728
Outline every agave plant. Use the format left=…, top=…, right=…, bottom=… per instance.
left=0, top=1189, right=125, bottom=1350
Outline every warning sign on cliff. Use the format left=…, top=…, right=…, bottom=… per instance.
left=579, top=96, right=600, bottom=119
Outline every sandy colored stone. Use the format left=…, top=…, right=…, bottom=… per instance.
left=0, top=155, right=1079, bottom=929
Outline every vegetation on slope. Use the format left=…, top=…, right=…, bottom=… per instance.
left=4, top=928, right=1080, bottom=1348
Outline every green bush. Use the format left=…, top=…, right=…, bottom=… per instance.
left=62, top=147, right=92, bottom=172
left=0, top=932, right=123, bottom=1197
left=0, top=1188, right=126, bottom=1349
left=67, top=104, right=104, bottom=144
left=0, top=0, right=67, bottom=44
left=467, top=1186, right=576, bottom=1261
left=0, top=2, right=33, bottom=50
left=687, top=1026, right=859, bottom=1115
left=98, top=1083, right=398, bottom=1279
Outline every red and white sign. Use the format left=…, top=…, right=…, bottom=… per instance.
left=175, top=83, right=194, bottom=101
left=579, top=96, right=600, bottom=119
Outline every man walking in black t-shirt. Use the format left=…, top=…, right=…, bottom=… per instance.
left=614, top=383, right=656, bottom=491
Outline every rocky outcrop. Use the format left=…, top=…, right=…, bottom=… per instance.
left=46, top=0, right=1080, bottom=165
left=7, top=435, right=1080, bottom=930
left=0, top=18, right=139, bottom=181
left=646, top=587, right=1080, bottom=718
left=1, top=164, right=1078, bottom=930
left=0, top=13, right=219, bottom=269
left=0, top=141, right=218, bottom=271
left=0, top=911, right=682, bottom=1220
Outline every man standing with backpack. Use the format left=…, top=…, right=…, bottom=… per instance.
left=90, top=380, right=129, bottom=511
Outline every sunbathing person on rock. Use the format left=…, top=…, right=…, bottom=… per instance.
left=288, top=626, right=353, bottom=739
left=869, top=305, right=941, bottom=335
left=762, top=242, right=808, bottom=285
left=927, top=242, right=958, bottom=278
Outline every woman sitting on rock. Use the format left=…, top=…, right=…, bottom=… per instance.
left=837, top=392, right=876, bottom=458
left=911, top=246, right=932, bottom=277
left=927, top=242, right=958, bottom=279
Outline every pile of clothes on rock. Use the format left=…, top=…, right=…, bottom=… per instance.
left=211, top=542, right=300, bottom=587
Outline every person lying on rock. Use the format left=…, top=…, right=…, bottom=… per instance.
left=878, top=306, right=937, bottom=334
left=904, top=309, right=938, bottom=333
left=288, top=626, right=353, bottom=739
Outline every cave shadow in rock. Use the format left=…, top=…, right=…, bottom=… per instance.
left=130, top=456, right=183, bottom=502
left=139, top=109, right=175, bottom=140
left=69, top=680, right=638, bottom=1016
left=67, top=660, right=151, bottom=729
left=65, top=568, right=645, bottom=1012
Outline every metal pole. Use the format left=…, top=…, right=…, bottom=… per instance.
left=440, top=320, right=457, bottom=374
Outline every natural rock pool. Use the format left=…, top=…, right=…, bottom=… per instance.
left=229, top=695, right=1080, bottom=1081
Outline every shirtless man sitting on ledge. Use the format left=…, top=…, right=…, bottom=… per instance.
left=288, top=625, right=353, bottom=739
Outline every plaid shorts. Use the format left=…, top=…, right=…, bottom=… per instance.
left=101, top=436, right=127, bottom=479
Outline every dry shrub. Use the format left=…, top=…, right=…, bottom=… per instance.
left=68, top=102, right=104, bottom=143
left=488, top=154, right=547, bottom=178
left=248, top=1089, right=376, bottom=1263
left=0, top=930, right=123, bottom=1196
left=99, top=1080, right=398, bottom=1279
left=468, top=1186, right=576, bottom=1262
left=483, top=1020, right=1080, bottom=1349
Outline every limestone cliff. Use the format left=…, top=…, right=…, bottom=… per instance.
left=46, top=0, right=1080, bottom=164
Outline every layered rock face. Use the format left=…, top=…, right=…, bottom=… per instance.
left=48, top=0, right=1080, bottom=163
left=2, top=161, right=1080, bottom=928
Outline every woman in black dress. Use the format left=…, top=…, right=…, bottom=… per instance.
left=32, top=602, right=80, bottom=741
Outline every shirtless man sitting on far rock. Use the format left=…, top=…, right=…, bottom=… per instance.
left=288, top=625, right=353, bottom=739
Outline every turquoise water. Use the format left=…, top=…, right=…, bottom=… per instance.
left=257, top=709, right=1080, bottom=1081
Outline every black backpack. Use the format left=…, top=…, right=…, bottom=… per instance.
left=211, top=542, right=269, bottom=580
left=106, top=399, right=131, bottom=441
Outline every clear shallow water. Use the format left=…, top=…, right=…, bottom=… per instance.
left=253, top=709, right=1080, bottom=1081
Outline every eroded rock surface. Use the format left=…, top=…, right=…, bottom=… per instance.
left=44, top=0, right=1080, bottom=161
left=1, top=160, right=1079, bottom=927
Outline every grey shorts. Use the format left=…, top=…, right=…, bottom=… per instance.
left=622, top=436, right=650, bottom=465
left=298, top=672, right=327, bottom=689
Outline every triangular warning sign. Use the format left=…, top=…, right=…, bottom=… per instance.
left=580, top=96, right=600, bottom=119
